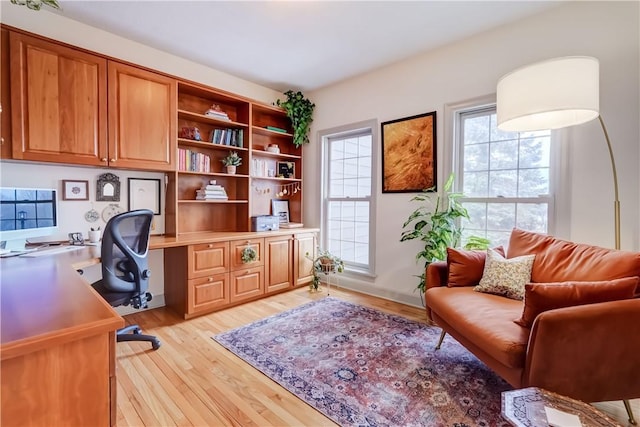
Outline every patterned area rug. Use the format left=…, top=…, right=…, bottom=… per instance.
left=214, top=297, right=512, bottom=426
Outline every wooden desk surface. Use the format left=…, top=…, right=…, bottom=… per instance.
left=0, top=247, right=123, bottom=360
left=149, top=228, right=319, bottom=249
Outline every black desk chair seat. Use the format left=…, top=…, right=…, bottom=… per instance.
left=91, top=209, right=160, bottom=350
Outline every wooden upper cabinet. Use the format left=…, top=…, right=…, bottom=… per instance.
left=1, top=28, right=11, bottom=159
left=108, top=61, right=176, bottom=171
left=9, top=32, right=108, bottom=165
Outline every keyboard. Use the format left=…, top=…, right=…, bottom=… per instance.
left=21, top=246, right=84, bottom=258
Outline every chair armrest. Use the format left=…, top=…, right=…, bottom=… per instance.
left=524, top=298, right=640, bottom=403
left=425, top=261, right=448, bottom=291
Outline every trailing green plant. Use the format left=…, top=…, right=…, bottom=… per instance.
left=306, top=249, right=344, bottom=291
left=221, top=151, right=242, bottom=167
left=400, top=174, right=490, bottom=293
left=276, top=90, right=315, bottom=148
left=10, top=0, right=60, bottom=11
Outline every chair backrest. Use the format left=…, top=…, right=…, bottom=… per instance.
left=100, top=209, right=153, bottom=295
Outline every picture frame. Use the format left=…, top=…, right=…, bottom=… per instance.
left=271, top=199, right=290, bottom=224
left=128, top=178, right=161, bottom=215
left=381, top=111, right=437, bottom=193
left=277, top=161, right=295, bottom=179
left=62, top=180, right=89, bottom=201
left=96, top=173, right=121, bottom=202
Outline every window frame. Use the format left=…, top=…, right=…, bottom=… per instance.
left=319, top=119, right=377, bottom=277
left=444, top=96, right=560, bottom=246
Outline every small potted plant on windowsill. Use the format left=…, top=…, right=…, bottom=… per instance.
left=221, top=151, right=242, bottom=174
left=306, top=249, right=344, bottom=292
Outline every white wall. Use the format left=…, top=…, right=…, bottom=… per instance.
left=305, top=1, right=640, bottom=307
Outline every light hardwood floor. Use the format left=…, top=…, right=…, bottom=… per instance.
left=116, top=286, right=638, bottom=426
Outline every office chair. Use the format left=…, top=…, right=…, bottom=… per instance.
left=92, top=209, right=161, bottom=350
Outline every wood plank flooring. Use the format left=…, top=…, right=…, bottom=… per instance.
left=116, top=286, right=639, bottom=426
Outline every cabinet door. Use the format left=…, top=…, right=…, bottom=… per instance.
left=230, top=266, right=264, bottom=303
left=1, top=29, right=11, bottom=159
left=188, top=242, right=229, bottom=279
left=230, top=238, right=264, bottom=270
left=187, top=273, right=230, bottom=314
left=265, top=235, right=293, bottom=293
left=294, top=232, right=316, bottom=286
left=10, top=32, right=108, bottom=165
left=108, top=61, right=176, bottom=171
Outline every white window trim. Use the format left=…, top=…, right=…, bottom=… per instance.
left=318, top=119, right=378, bottom=277
left=443, top=95, right=564, bottom=238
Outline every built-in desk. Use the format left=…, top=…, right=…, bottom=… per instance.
left=0, top=247, right=122, bottom=427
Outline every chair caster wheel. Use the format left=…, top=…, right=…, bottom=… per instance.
left=133, top=327, right=142, bottom=335
left=151, top=339, right=161, bottom=350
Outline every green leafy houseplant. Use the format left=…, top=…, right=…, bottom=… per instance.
left=276, top=90, right=315, bottom=148
left=306, top=249, right=345, bottom=291
left=221, top=151, right=242, bottom=167
left=400, top=174, right=489, bottom=293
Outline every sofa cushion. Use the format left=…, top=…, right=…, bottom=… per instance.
left=474, top=249, right=535, bottom=300
left=507, top=228, right=640, bottom=283
left=514, top=277, right=639, bottom=328
left=446, top=246, right=505, bottom=287
left=426, top=286, right=529, bottom=369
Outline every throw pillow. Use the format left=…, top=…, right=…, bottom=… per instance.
left=514, top=276, right=639, bottom=328
left=474, top=248, right=535, bottom=300
left=447, top=246, right=505, bottom=287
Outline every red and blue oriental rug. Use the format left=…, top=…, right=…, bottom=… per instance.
left=213, top=297, right=512, bottom=426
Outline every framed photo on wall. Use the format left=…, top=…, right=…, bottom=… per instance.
left=62, top=180, right=89, bottom=201
left=381, top=111, right=437, bottom=193
left=128, top=178, right=161, bottom=214
left=271, top=199, right=290, bottom=224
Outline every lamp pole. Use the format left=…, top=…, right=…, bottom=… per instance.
left=597, top=116, right=621, bottom=250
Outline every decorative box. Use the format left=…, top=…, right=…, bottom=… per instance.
left=251, top=215, right=280, bottom=232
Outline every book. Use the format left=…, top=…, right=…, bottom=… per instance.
left=266, top=126, right=287, bottom=133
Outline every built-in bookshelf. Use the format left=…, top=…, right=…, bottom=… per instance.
left=168, top=83, right=303, bottom=235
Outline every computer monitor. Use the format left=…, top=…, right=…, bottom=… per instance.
left=0, top=187, right=58, bottom=252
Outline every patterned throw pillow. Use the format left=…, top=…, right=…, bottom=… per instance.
left=474, top=248, right=535, bottom=300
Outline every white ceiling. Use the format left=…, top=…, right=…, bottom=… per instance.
left=49, top=1, right=562, bottom=92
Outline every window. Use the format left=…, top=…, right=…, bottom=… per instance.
left=454, top=106, right=554, bottom=248
left=321, top=121, right=376, bottom=275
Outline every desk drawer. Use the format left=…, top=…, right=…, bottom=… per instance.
left=187, top=273, right=230, bottom=314
left=230, top=238, right=264, bottom=270
left=188, top=242, right=229, bottom=278
left=230, top=266, right=264, bottom=303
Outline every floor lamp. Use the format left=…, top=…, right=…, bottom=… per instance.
left=496, top=56, right=621, bottom=250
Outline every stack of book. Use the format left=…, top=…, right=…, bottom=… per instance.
left=204, top=105, right=230, bottom=121
left=209, top=128, right=243, bottom=147
left=178, top=148, right=211, bottom=173
left=196, top=181, right=228, bottom=201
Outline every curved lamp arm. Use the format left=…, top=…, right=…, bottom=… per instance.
left=598, top=115, right=621, bottom=250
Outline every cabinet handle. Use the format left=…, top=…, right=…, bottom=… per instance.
left=0, top=137, right=4, bottom=145
left=110, top=158, right=116, bottom=162
left=100, top=158, right=107, bottom=162
left=208, top=244, right=213, bottom=248
left=207, top=277, right=213, bottom=282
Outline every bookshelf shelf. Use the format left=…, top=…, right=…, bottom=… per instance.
left=178, top=109, right=248, bottom=128
left=252, top=126, right=293, bottom=138
left=251, top=149, right=300, bottom=160
left=178, top=138, right=249, bottom=152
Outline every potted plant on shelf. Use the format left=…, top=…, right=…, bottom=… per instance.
left=276, top=90, right=315, bottom=148
left=306, top=249, right=345, bottom=292
left=221, top=151, right=242, bottom=174
left=400, top=174, right=490, bottom=294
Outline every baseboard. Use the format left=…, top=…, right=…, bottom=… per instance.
left=322, top=276, right=424, bottom=309
left=114, top=294, right=166, bottom=316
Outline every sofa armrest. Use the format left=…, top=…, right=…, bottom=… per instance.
left=424, top=261, right=448, bottom=323
left=425, top=261, right=448, bottom=290
left=524, top=298, right=640, bottom=403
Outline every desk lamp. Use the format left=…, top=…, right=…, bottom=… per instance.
left=496, top=56, right=621, bottom=250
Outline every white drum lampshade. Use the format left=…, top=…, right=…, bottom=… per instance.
left=497, top=56, right=600, bottom=131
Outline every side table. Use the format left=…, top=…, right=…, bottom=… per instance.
left=502, top=387, right=621, bottom=427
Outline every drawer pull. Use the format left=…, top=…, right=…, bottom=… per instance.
left=207, top=277, right=213, bottom=282
left=208, top=244, right=213, bottom=248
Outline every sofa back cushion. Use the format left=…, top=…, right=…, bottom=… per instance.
left=507, top=228, right=640, bottom=283
left=514, top=276, right=639, bottom=328
left=446, top=246, right=504, bottom=287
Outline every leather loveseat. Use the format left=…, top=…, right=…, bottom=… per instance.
left=424, top=228, right=640, bottom=422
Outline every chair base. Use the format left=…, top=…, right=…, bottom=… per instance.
left=117, top=324, right=161, bottom=350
